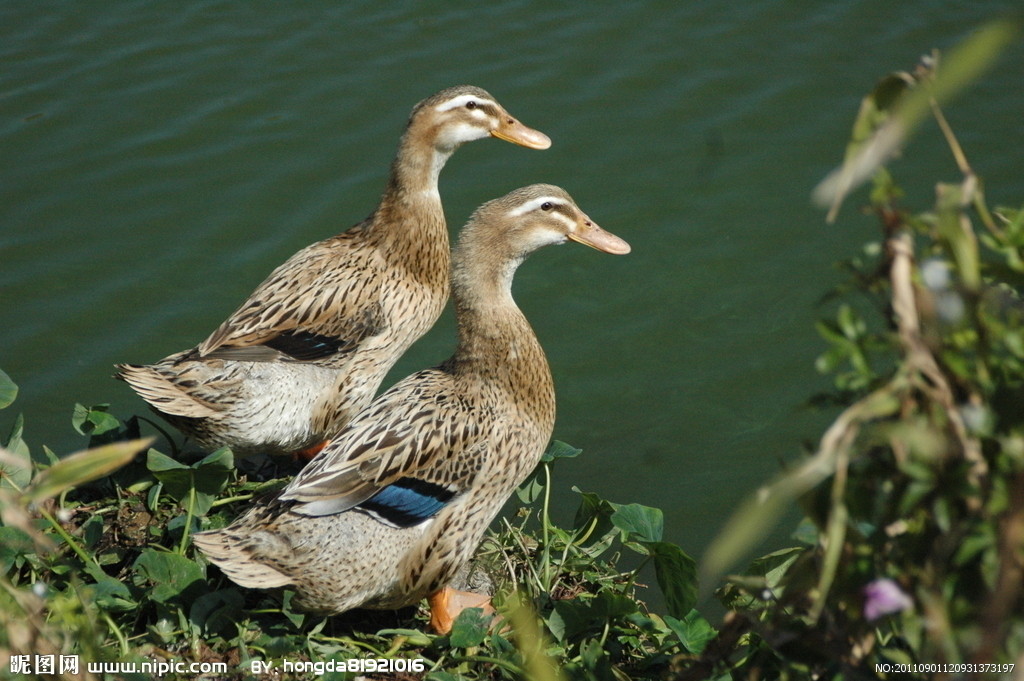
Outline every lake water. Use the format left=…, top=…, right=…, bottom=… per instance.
left=3, top=2, right=1022, bottom=575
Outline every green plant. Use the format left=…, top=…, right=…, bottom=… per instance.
left=1, top=365, right=702, bottom=680
left=3, top=21, right=1020, bottom=681
left=692, top=23, right=1024, bottom=680
left=436, top=441, right=709, bottom=680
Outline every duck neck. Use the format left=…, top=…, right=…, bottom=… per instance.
left=450, top=257, right=555, bottom=434
left=453, top=267, right=522, bottom=358
left=378, top=119, right=451, bottom=220
left=448, top=227, right=556, bottom=430
left=368, top=120, right=453, bottom=284
left=450, top=244, right=546, bottom=377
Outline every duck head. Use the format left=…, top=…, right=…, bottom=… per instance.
left=453, top=184, right=630, bottom=305
left=483, top=184, right=631, bottom=260
left=414, top=86, right=552, bottom=154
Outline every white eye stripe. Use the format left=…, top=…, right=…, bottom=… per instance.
left=552, top=212, right=577, bottom=230
left=434, top=94, right=499, bottom=113
left=507, top=196, right=567, bottom=217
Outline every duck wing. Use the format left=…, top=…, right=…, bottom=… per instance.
left=196, top=226, right=386, bottom=364
left=280, top=368, right=489, bottom=526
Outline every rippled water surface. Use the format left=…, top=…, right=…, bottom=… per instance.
left=3, top=2, right=1023, bottom=564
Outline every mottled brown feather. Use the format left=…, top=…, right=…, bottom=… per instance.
left=115, top=86, right=549, bottom=456
left=192, top=184, right=630, bottom=614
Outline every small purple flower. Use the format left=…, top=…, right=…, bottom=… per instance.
left=863, top=578, right=913, bottom=621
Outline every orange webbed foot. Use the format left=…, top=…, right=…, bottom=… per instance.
left=427, top=586, right=495, bottom=634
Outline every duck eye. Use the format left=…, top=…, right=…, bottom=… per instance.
left=465, top=100, right=477, bottom=110
left=541, top=202, right=553, bottom=211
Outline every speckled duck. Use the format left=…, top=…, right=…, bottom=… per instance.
left=192, top=184, right=630, bottom=632
left=116, top=86, right=550, bottom=458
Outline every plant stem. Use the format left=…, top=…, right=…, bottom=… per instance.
left=102, top=610, right=130, bottom=657
left=210, top=493, right=254, bottom=508
left=178, top=486, right=196, bottom=554
left=541, top=463, right=552, bottom=592
left=38, top=506, right=99, bottom=570
left=930, top=96, right=1002, bottom=239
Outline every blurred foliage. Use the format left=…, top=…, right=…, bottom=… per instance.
left=1, top=378, right=703, bottom=681
left=2, top=22, right=1021, bottom=681
left=698, top=28, right=1024, bottom=681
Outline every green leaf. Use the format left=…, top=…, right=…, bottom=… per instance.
left=146, top=481, right=163, bottom=512
left=579, top=638, right=609, bottom=673
left=516, top=474, right=544, bottom=504
left=646, top=541, right=698, bottom=618
left=147, top=448, right=233, bottom=516
left=0, top=369, right=17, bottom=409
left=746, top=547, right=804, bottom=591
left=954, top=525, right=996, bottom=566
left=71, top=403, right=89, bottom=434
left=132, top=549, right=205, bottom=604
left=545, top=606, right=569, bottom=643
left=81, top=515, right=105, bottom=549
left=611, top=503, right=663, bottom=543
left=71, top=403, right=121, bottom=437
left=147, top=448, right=189, bottom=475
left=25, top=438, right=151, bottom=503
left=572, top=487, right=618, bottom=549
left=376, top=629, right=433, bottom=647
left=39, top=445, right=59, bottom=466
left=665, top=609, right=716, bottom=654
left=0, top=526, right=34, bottom=572
left=591, top=590, right=639, bottom=619
left=791, top=519, right=819, bottom=546
left=427, top=673, right=459, bottom=681
left=86, top=571, right=138, bottom=612
left=147, top=450, right=195, bottom=505
left=167, top=513, right=201, bottom=538
left=549, top=589, right=640, bottom=644
left=1, top=414, right=32, bottom=491
left=190, top=589, right=244, bottom=637
left=815, top=319, right=847, bottom=345
left=195, top=446, right=233, bottom=472
left=541, top=440, right=582, bottom=462
left=279, top=590, right=306, bottom=628
left=449, top=607, right=491, bottom=648
left=815, top=346, right=846, bottom=375
left=519, top=448, right=580, bottom=504
left=192, top=448, right=234, bottom=497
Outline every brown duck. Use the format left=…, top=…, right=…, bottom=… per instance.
left=192, top=184, right=630, bottom=633
left=116, top=86, right=550, bottom=457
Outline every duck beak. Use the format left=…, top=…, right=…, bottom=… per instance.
left=568, top=215, right=631, bottom=255
left=490, top=116, right=552, bottom=150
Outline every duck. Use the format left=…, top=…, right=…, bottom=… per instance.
left=115, top=86, right=551, bottom=458
left=192, top=184, right=630, bottom=633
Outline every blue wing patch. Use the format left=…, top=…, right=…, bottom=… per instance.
left=359, top=478, right=456, bottom=528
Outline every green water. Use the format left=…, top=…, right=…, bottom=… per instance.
left=3, top=2, right=1023, bottom=568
